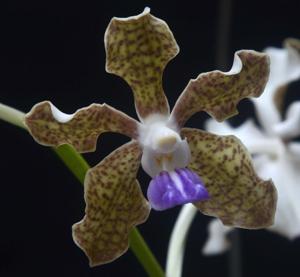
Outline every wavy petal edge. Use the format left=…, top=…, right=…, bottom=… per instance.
left=25, top=101, right=140, bottom=153
left=170, top=50, right=270, bottom=128
left=72, top=141, right=150, bottom=266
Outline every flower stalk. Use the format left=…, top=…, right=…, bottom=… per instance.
left=0, top=103, right=26, bottom=129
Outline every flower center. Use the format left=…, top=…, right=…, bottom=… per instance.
left=141, top=119, right=181, bottom=153
left=138, top=115, right=191, bottom=177
left=138, top=115, right=210, bottom=210
left=157, top=135, right=178, bottom=153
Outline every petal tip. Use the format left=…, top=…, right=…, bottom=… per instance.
left=112, top=7, right=151, bottom=22
left=72, top=218, right=129, bottom=267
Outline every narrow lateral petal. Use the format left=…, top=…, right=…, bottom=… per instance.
left=25, top=101, right=140, bottom=153
left=202, top=219, right=231, bottom=255
left=72, top=141, right=150, bottom=266
left=171, top=50, right=270, bottom=128
left=181, top=128, right=277, bottom=229
left=105, top=8, right=179, bottom=120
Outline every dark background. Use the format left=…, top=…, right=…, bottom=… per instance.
left=1, top=0, right=300, bottom=276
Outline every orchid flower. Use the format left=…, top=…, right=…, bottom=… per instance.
left=201, top=38, right=300, bottom=255
left=24, top=8, right=276, bottom=266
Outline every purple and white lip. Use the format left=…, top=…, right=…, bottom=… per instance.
left=147, top=168, right=210, bottom=211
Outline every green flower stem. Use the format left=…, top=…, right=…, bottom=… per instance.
left=129, top=227, right=165, bottom=277
left=54, top=144, right=89, bottom=184
left=0, top=103, right=165, bottom=277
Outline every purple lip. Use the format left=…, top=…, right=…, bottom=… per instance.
left=147, top=168, right=210, bottom=211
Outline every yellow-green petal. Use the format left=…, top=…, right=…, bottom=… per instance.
left=105, top=8, right=179, bottom=120
left=171, top=50, right=270, bottom=128
left=25, top=101, right=139, bottom=153
left=181, top=128, right=277, bottom=229
left=72, top=141, right=150, bottom=266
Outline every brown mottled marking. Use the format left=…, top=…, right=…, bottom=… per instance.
left=25, top=101, right=139, bottom=153
left=181, top=128, right=277, bottom=229
left=171, top=50, right=270, bottom=128
left=105, top=8, right=179, bottom=120
left=72, top=141, right=150, bottom=266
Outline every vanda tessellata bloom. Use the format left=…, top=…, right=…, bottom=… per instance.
left=203, top=38, right=300, bottom=255
left=24, top=8, right=276, bottom=266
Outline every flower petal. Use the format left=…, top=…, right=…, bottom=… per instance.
left=206, top=119, right=266, bottom=143
left=72, top=141, right=150, bottom=266
left=202, top=219, right=231, bottom=255
left=181, top=128, right=277, bottom=229
left=203, top=143, right=300, bottom=248
left=25, top=101, right=140, bottom=153
left=287, top=142, right=300, bottom=163
left=170, top=50, right=270, bottom=128
left=251, top=38, right=300, bottom=134
left=105, top=8, right=179, bottom=120
left=273, top=101, right=300, bottom=140
left=147, top=168, right=209, bottom=211
left=252, top=153, right=300, bottom=239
